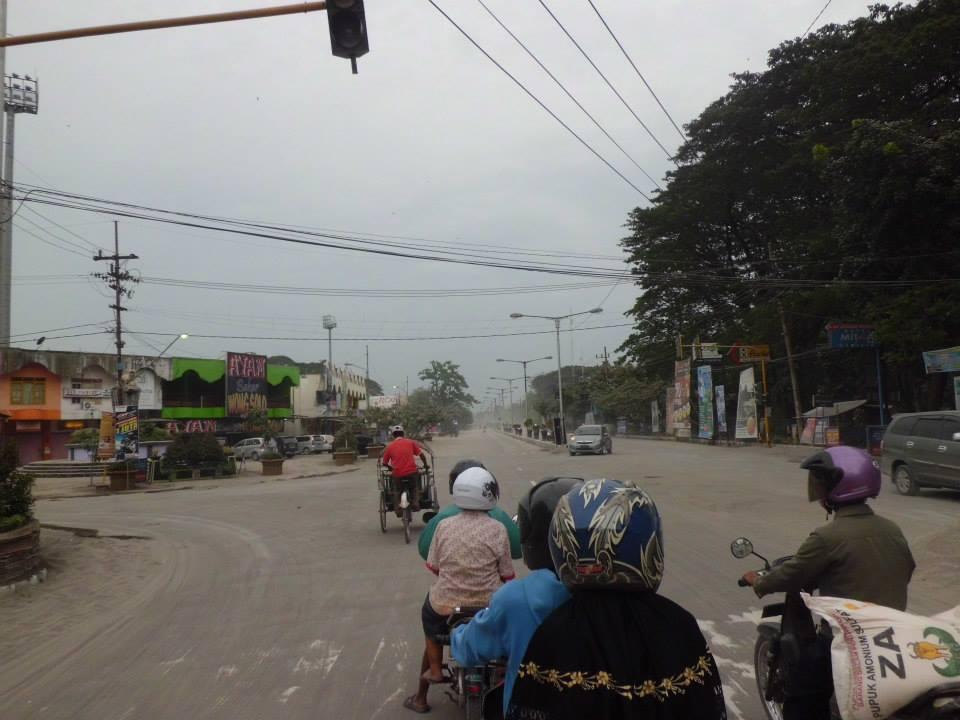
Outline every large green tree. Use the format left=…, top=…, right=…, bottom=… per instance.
left=621, top=0, right=960, bottom=416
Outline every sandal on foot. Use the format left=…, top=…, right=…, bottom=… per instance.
left=421, top=670, right=445, bottom=684
left=403, top=695, right=431, bottom=714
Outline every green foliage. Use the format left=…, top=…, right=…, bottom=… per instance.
left=164, top=433, right=225, bottom=467
left=68, top=428, right=100, bottom=450
left=140, top=424, right=172, bottom=442
left=0, top=440, right=34, bottom=523
left=619, top=0, right=960, bottom=414
left=334, top=413, right=363, bottom=451
left=261, top=451, right=282, bottom=461
left=0, top=514, right=28, bottom=532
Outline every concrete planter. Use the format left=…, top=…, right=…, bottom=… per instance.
left=333, top=451, right=356, bottom=466
left=108, top=467, right=134, bottom=492
left=261, top=458, right=285, bottom=476
left=365, top=444, right=384, bottom=460
left=0, top=519, right=41, bottom=585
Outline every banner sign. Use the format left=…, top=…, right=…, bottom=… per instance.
left=673, top=360, right=692, bottom=438
left=114, top=407, right=139, bottom=456
left=826, top=323, right=877, bottom=349
left=735, top=367, right=759, bottom=440
left=664, top=389, right=675, bottom=433
left=697, top=365, right=714, bottom=439
left=694, top=341, right=722, bottom=362
left=98, top=411, right=116, bottom=459
left=226, top=352, right=268, bottom=416
left=715, top=385, right=727, bottom=435
left=922, top=346, right=960, bottom=374
left=651, top=399, right=660, bottom=433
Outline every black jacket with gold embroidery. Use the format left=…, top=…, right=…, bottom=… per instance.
left=506, top=591, right=726, bottom=720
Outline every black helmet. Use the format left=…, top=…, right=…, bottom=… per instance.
left=517, top=476, right=583, bottom=571
left=449, top=458, right=485, bottom=494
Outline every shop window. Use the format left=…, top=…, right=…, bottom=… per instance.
left=11, top=377, right=46, bottom=405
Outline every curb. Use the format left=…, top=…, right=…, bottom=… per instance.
left=502, top=432, right=566, bottom=454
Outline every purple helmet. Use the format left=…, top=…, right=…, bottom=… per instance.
left=801, top=445, right=880, bottom=506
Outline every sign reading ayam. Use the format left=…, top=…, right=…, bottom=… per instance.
left=226, top=352, right=268, bottom=416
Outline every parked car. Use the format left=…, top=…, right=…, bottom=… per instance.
left=275, top=436, right=299, bottom=458
left=319, top=434, right=336, bottom=453
left=296, top=435, right=332, bottom=454
left=233, top=437, right=266, bottom=461
left=881, top=411, right=960, bottom=495
left=567, top=424, right=612, bottom=456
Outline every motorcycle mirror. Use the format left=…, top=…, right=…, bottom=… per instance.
left=730, top=537, right=754, bottom=559
left=512, top=515, right=518, bottom=523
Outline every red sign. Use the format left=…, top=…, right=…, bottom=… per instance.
left=226, top=352, right=268, bottom=416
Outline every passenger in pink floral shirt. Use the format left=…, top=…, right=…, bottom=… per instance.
left=404, top=467, right=514, bottom=714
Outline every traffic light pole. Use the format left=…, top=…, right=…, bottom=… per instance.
left=0, top=3, right=328, bottom=47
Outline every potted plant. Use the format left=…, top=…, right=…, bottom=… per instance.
left=244, top=410, right=285, bottom=475
left=0, top=440, right=40, bottom=584
left=260, top=450, right=285, bottom=476
left=107, top=458, right=137, bottom=491
left=333, top=417, right=359, bottom=466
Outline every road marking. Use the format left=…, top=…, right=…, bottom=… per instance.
left=159, top=648, right=192, bottom=675
left=370, top=688, right=405, bottom=719
left=697, top=620, right=737, bottom=649
left=371, top=638, right=386, bottom=667
left=216, top=665, right=238, bottom=679
left=279, top=686, right=300, bottom=704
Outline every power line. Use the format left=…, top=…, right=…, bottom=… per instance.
left=16, top=213, right=94, bottom=255
left=21, top=204, right=102, bottom=252
left=8, top=322, right=107, bottom=338
left=474, top=0, right=661, bottom=189
left=584, top=0, right=685, bottom=141
left=128, top=322, right=635, bottom=343
left=424, top=0, right=651, bottom=199
left=535, top=0, right=674, bottom=161
left=12, top=221, right=91, bottom=258
left=802, top=0, right=834, bottom=37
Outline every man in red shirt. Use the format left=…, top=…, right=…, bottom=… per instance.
left=381, top=425, right=430, bottom=514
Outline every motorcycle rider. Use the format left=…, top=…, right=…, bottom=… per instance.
left=740, top=445, right=916, bottom=719
left=451, top=476, right=584, bottom=716
left=507, top=478, right=726, bottom=719
left=418, top=459, right=521, bottom=562
left=381, top=424, right=429, bottom=515
left=404, top=467, right=515, bottom=714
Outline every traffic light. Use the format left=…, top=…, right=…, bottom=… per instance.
left=327, top=0, right=369, bottom=74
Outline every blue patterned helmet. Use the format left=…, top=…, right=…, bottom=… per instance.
left=548, top=478, right=664, bottom=592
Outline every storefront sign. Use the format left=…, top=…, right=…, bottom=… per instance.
left=62, top=387, right=112, bottom=398
left=165, top=420, right=218, bottom=434
left=922, top=346, right=960, bottom=374
left=673, top=360, right=691, bottom=438
left=826, top=323, right=877, bottom=349
left=226, top=352, right=267, bottom=416
left=697, top=366, right=714, bottom=440
left=15, top=421, right=41, bottom=432
left=735, top=367, right=759, bottom=440
left=114, top=408, right=139, bottom=456
left=715, top=385, right=727, bottom=435
left=825, top=427, right=841, bottom=446
left=694, top=341, right=722, bottom=362
left=738, top=344, right=771, bottom=363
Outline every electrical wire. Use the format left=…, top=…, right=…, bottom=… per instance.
left=21, top=204, right=103, bottom=252
left=128, top=322, right=635, bottom=343
left=474, top=0, right=661, bottom=189
left=536, top=0, right=675, bottom=161
left=12, top=221, right=91, bottom=258
left=8, top=322, right=108, bottom=338
left=802, top=0, right=834, bottom=37
left=584, top=0, right=686, bottom=142
left=424, top=0, right=652, bottom=199
left=16, top=213, right=94, bottom=255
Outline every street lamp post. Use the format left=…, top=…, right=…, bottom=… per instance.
left=322, top=315, right=337, bottom=413
left=509, top=308, right=603, bottom=443
left=157, top=333, right=189, bottom=358
left=496, top=355, right=552, bottom=423
left=490, top=376, right=522, bottom=425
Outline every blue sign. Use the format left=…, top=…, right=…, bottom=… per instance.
left=826, top=323, right=877, bottom=349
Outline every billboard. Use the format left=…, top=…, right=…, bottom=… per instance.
left=651, top=399, right=660, bottom=433
left=697, top=365, right=714, bottom=439
left=369, top=395, right=400, bottom=409
left=673, top=360, right=691, bottom=438
left=922, top=346, right=960, bottom=374
left=114, top=407, right=139, bottom=457
left=826, top=323, right=877, bottom=349
left=226, top=352, right=268, bottom=416
left=735, top=367, right=759, bottom=440
left=664, top=388, right=675, bottom=433
left=715, top=385, right=727, bottom=436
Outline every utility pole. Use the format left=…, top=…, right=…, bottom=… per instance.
left=365, top=344, right=370, bottom=412
left=323, top=315, right=336, bottom=413
left=93, top=222, right=138, bottom=407
left=0, top=0, right=7, bottom=347
left=778, top=301, right=804, bottom=443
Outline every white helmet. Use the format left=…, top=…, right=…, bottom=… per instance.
left=391, top=424, right=405, bottom=436
left=453, top=467, right=500, bottom=511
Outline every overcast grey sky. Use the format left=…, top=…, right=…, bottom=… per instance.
left=9, top=0, right=874, bottom=400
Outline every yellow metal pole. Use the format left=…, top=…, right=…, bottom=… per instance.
left=0, top=3, right=327, bottom=47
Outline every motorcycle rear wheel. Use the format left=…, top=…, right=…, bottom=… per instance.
left=403, top=506, right=412, bottom=544
left=754, top=634, right=785, bottom=720
left=465, top=694, right=481, bottom=720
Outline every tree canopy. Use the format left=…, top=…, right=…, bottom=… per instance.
left=620, top=0, right=960, bottom=414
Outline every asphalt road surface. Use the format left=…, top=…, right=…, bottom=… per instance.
left=3, top=432, right=958, bottom=720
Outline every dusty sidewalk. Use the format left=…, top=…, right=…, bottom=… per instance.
left=31, top=453, right=364, bottom=500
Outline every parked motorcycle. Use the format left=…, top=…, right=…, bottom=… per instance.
left=439, top=607, right=506, bottom=720
left=731, top=536, right=960, bottom=720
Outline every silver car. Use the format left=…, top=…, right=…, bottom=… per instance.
left=881, top=411, right=960, bottom=495
left=233, top=437, right=266, bottom=460
left=568, top=424, right=613, bottom=456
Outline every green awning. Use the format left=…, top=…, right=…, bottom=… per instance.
left=171, top=358, right=226, bottom=383
left=268, top=364, right=300, bottom=386
left=161, top=407, right=226, bottom=419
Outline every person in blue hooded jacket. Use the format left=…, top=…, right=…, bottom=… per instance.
left=450, top=476, right=582, bottom=715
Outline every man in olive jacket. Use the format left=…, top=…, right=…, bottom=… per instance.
left=742, top=446, right=915, bottom=720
